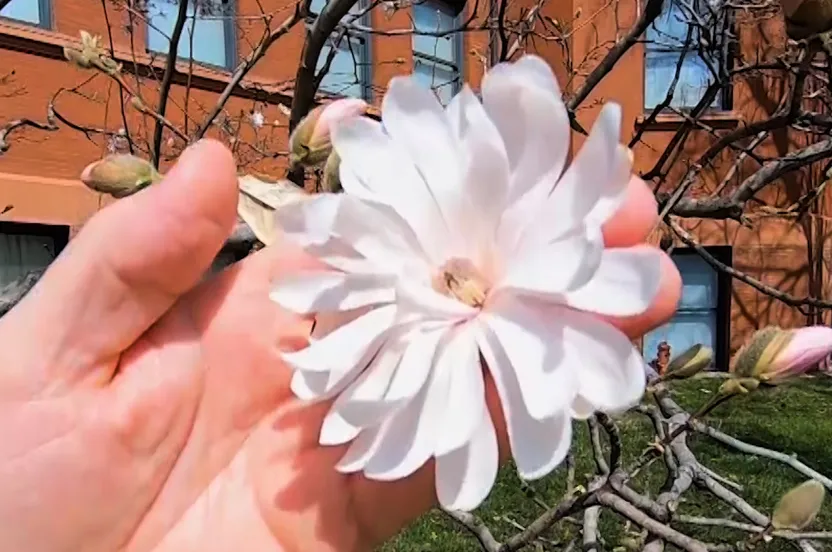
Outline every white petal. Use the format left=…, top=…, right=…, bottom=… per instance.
left=336, top=425, right=385, bottom=473
left=477, top=322, right=573, bottom=479
left=482, top=296, right=578, bottom=420
left=395, top=280, right=476, bottom=326
left=311, top=308, right=370, bottom=339
left=381, top=78, right=467, bottom=257
left=483, top=55, right=569, bottom=205
left=276, top=193, right=430, bottom=277
left=455, top=86, right=510, bottom=260
left=330, top=119, right=450, bottom=264
left=511, top=55, right=562, bottom=94
left=363, top=344, right=453, bottom=481
left=563, top=246, right=663, bottom=317
left=562, top=310, right=647, bottom=413
left=270, top=271, right=394, bottom=314
left=435, top=410, right=499, bottom=511
left=290, top=371, right=330, bottom=401
left=498, top=223, right=604, bottom=297
left=570, top=395, right=595, bottom=420
left=282, top=305, right=396, bottom=373
left=528, top=104, right=628, bottom=245
left=385, top=324, right=447, bottom=403
left=333, top=339, right=405, bottom=429
left=434, top=324, right=486, bottom=456
left=320, top=409, right=361, bottom=446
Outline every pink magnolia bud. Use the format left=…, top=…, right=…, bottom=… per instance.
left=289, top=98, right=368, bottom=168
left=761, top=325, right=832, bottom=384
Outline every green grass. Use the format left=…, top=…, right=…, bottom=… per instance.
left=381, top=376, right=832, bottom=551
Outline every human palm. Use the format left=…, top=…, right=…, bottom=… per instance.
left=0, top=141, right=678, bottom=552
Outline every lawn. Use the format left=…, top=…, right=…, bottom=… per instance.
left=381, top=376, right=832, bottom=551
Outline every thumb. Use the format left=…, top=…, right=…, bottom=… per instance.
left=0, top=139, right=239, bottom=397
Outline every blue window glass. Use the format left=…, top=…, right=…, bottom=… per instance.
left=1, top=0, right=48, bottom=27
left=643, top=252, right=719, bottom=369
left=147, top=0, right=233, bottom=69
left=412, top=1, right=461, bottom=105
left=644, top=0, right=726, bottom=110
left=310, top=0, right=370, bottom=99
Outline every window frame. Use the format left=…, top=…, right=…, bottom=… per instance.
left=0, top=0, right=52, bottom=29
left=411, top=0, right=464, bottom=103
left=146, top=0, right=238, bottom=72
left=0, top=221, right=70, bottom=258
left=307, top=0, right=373, bottom=100
left=643, top=0, right=733, bottom=113
left=642, top=246, right=732, bottom=370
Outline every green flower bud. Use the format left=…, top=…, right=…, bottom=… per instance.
left=322, top=150, right=342, bottom=193
left=289, top=99, right=367, bottom=169
left=80, top=154, right=161, bottom=198
left=662, top=343, right=713, bottom=380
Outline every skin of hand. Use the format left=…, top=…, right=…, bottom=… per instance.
left=0, top=140, right=680, bottom=552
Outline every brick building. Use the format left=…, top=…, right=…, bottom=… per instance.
left=0, top=0, right=827, bottom=369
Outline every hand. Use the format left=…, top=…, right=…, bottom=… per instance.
left=0, top=140, right=680, bottom=552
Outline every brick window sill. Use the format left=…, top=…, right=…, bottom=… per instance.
left=635, top=111, right=742, bottom=132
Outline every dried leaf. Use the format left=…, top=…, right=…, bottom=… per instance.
left=772, top=479, right=825, bottom=530
left=237, top=175, right=307, bottom=246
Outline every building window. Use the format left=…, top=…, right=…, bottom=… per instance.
left=644, top=0, right=731, bottom=111
left=310, top=0, right=371, bottom=99
left=0, top=222, right=68, bottom=288
left=0, top=0, right=51, bottom=28
left=147, top=0, right=236, bottom=70
left=642, top=247, right=731, bottom=371
left=412, top=0, right=462, bottom=105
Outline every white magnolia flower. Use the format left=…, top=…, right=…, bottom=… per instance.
left=270, top=55, right=663, bottom=511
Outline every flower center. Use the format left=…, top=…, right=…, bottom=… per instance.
left=432, top=258, right=491, bottom=308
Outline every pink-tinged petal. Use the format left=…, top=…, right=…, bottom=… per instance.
left=434, top=324, right=486, bottom=456
left=770, top=326, right=832, bottom=378
left=380, top=77, right=468, bottom=257
left=477, top=322, right=573, bottom=479
left=330, top=117, right=450, bottom=263
left=270, top=271, right=394, bottom=314
left=497, top=224, right=604, bottom=297
left=526, top=105, right=628, bottom=245
left=363, top=347, right=453, bottom=481
left=282, top=305, right=396, bottom=373
left=435, top=409, right=499, bottom=511
left=562, top=310, right=646, bottom=413
left=562, top=246, right=663, bottom=317
left=482, top=296, right=578, bottom=420
left=310, top=98, right=369, bottom=146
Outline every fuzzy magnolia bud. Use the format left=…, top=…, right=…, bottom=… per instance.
left=321, top=150, right=342, bottom=193
left=730, top=326, right=791, bottom=378
left=662, top=343, right=713, bottom=380
left=772, top=479, right=826, bottom=530
left=80, top=154, right=161, bottom=198
left=289, top=98, right=368, bottom=168
left=732, top=325, right=832, bottom=384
